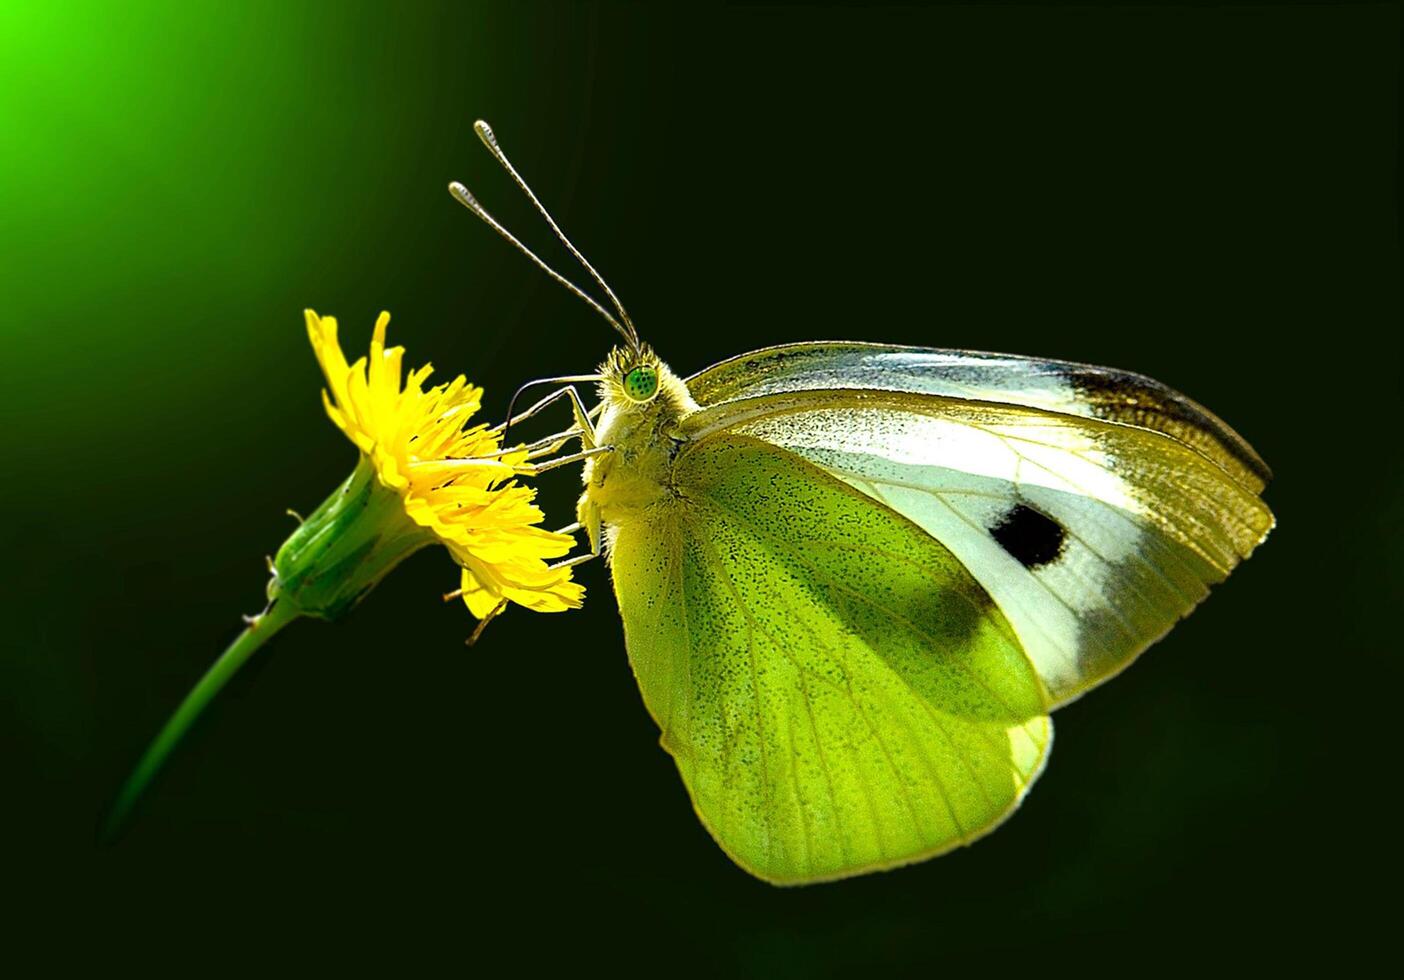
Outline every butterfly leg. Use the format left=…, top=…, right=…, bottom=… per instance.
left=530, top=383, right=600, bottom=451
left=548, top=516, right=604, bottom=571
left=518, top=443, right=614, bottom=475
left=464, top=600, right=508, bottom=646
left=484, top=385, right=603, bottom=462
left=576, top=497, right=604, bottom=559
left=550, top=552, right=598, bottom=570
left=565, top=387, right=601, bottom=450
left=456, top=428, right=582, bottom=468
left=496, top=381, right=603, bottom=448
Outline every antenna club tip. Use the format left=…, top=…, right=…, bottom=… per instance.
left=473, top=119, right=499, bottom=149
left=448, top=181, right=477, bottom=206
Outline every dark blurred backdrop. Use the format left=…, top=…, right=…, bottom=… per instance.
left=2, top=1, right=1397, bottom=970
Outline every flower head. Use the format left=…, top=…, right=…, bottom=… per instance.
left=104, top=308, right=583, bottom=839
left=295, top=309, right=582, bottom=619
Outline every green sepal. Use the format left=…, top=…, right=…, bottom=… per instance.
left=271, top=457, right=432, bottom=621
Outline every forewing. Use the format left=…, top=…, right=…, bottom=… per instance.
left=683, top=388, right=1274, bottom=707
left=611, top=434, right=1052, bottom=885
left=689, top=342, right=1271, bottom=493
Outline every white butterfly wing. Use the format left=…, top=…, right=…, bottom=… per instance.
left=684, top=344, right=1273, bottom=707
left=690, top=342, right=1270, bottom=492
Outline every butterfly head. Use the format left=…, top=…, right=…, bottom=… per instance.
left=599, top=344, right=696, bottom=418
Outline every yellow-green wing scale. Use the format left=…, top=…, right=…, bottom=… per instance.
left=611, top=433, right=1052, bottom=884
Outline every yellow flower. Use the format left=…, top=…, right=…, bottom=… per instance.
left=298, top=309, right=583, bottom=619
left=103, top=308, right=584, bottom=840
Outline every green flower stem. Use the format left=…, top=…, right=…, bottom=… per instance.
left=103, top=459, right=431, bottom=842
left=100, top=597, right=300, bottom=842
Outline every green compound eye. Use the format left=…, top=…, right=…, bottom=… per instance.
left=623, top=365, right=660, bottom=402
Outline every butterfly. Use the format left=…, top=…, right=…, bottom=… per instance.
left=452, top=122, right=1274, bottom=885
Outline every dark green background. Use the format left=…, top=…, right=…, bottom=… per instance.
left=3, top=1, right=1397, bottom=969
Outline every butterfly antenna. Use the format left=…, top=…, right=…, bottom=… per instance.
left=470, top=119, right=641, bottom=350
left=448, top=181, right=633, bottom=346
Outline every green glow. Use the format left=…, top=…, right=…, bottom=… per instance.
left=0, top=1, right=497, bottom=476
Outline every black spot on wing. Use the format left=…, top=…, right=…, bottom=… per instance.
left=990, top=503, right=1065, bottom=569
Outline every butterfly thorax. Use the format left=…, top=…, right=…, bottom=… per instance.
left=578, top=346, right=698, bottom=544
